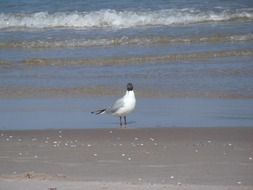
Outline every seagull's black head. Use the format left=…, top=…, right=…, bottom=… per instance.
left=127, top=83, right=134, bottom=91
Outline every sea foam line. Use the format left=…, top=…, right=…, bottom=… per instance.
left=1, top=34, right=253, bottom=48
left=0, top=8, right=253, bottom=30
left=22, top=49, right=253, bottom=66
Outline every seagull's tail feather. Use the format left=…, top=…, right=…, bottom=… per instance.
left=91, top=109, right=106, bottom=115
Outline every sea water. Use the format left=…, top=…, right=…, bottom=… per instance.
left=0, top=0, right=253, bottom=129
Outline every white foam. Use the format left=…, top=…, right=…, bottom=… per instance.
left=0, top=8, right=253, bottom=30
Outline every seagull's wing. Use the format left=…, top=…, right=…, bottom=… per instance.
left=109, top=97, right=124, bottom=114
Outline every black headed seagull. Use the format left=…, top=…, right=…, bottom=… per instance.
left=91, top=83, right=136, bottom=127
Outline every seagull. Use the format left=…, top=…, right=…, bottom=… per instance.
left=91, top=83, right=136, bottom=127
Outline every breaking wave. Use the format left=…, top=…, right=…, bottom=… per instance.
left=1, top=34, right=253, bottom=48
left=1, top=8, right=253, bottom=30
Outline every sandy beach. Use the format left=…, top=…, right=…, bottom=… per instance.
left=0, top=127, right=252, bottom=190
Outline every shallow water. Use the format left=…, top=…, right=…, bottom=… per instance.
left=0, top=0, right=253, bottom=129
left=1, top=98, right=253, bottom=130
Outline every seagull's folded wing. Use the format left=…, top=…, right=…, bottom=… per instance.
left=109, top=97, right=124, bottom=113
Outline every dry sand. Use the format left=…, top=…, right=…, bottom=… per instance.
left=0, top=127, right=253, bottom=190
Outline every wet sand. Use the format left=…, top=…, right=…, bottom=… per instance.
left=0, top=127, right=253, bottom=189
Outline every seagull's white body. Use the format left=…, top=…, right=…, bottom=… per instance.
left=110, top=90, right=136, bottom=117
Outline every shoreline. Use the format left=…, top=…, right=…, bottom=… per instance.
left=1, top=127, right=253, bottom=189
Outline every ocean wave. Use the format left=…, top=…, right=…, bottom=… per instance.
left=23, top=49, right=253, bottom=65
left=0, top=8, right=253, bottom=30
left=1, top=34, right=253, bottom=48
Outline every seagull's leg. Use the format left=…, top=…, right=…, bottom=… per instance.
left=124, top=116, right=127, bottom=126
left=119, top=116, right=122, bottom=127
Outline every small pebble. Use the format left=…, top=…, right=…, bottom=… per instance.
left=34, top=155, right=38, bottom=158
left=149, top=138, right=155, bottom=141
left=207, top=140, right=212, bottom=143
left=128, top=157, right=132, bottom=161
left=93, top=153, right=97, bottom=157
left=121, top=154, right=126, bottom=157
left=109, top=131, right=113, bottom=134
left=237, top=181, right=242, bottom=185
left=87, top=144, right=92, bottom=147
left=134, top=137, right=139, bottom=141
left=18, top=152, right=23, bottom=156
left=170, top=176, right=175, bottom=179
left=195, top=149, right=199, bottom=153
left=249, top=157, right=252, bottom=160
left=154, top=143, right=158, bottom=146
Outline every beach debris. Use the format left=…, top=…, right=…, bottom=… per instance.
left=18, top=138, right=23, bottom=142
left=6, top=138, right=10, bottom=141
left=177, top=182, right=182, bottom=185
left=138, top=178, right=142, bottom=181
left=154, top=143, right=158, bottom=146
left=70, top=144, right=77, bottom=148
left=87, top=144, right=92, bottom=147
left=121, top=153, right=126, bottom=157
left=127, top=157, right=132, bottom=161
left=249, top=157, right=252, bottom=160
left=25, top=172, right=33, bottom=179
left=149, top=138, right=155, bottom=142
left=195, top=149, right=199, bottom=153
left=134, top=137, right=139, bottom=141
left=0, top=133, right=4, bottom=137
left=170, top=175, right=175, bottom=179
left=58, top=135, right=62, bottom=138
left=93, top=153, right=97, bottom=157
left=18, top=152, right=23, bottom=156
left=34, top=155, right=38, bottom=158
left=207, top=140, right=212, bottom=143
left=48, top=188, right=57, bottom=190
left=119, top=143, right=123, bottom=146
left=237, top=181, right=242, bottom=185
left=58, top=130, right=62, bottom=134
left=44, top=140, right=49, bottom=144
left=109, top=130, right=113, bottom=134
left=228, top=143, right=232, bottom=146
left=32, top=138, right=37, bottom=142
left=9, top=135, right=13, bottom=139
